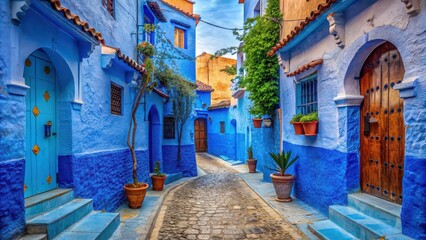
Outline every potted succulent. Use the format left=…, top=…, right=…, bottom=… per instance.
left=267, top=151, right=299, bottom=202
left=300, top=112, right=319, bottom=136
left=151, top=161, right=167, bottom=191
left=247, top=145, right=257, bottom=173
left=290, top=113, right=304, bottom=135
left=123, top=41, right=155, bottom=209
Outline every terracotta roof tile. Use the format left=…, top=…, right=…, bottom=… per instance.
left=160, top=0, right=201, bottom=24
left=48, top=0, right=105, bottom=44
left=116, top=49, right=145, bottom=74
left=196, top=80, right=214, bottom=92
left=208, top=100, right=231, bottom=110
left=152, top=87, right=169, bottom=99
left=286, top=59, right=323, bottom=77
left=147, top=1, right=167, bottom=22
left=267, top=0, right=336, bottom=56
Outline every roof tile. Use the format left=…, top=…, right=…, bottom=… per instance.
left=286, top=59, right=323, bottom=77
left=208, top=100, right=231, bottom=110
left=196, top=80, right=214, bottom=92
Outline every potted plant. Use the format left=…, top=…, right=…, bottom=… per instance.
left=290, top=113, right=304, bottom=135
left=300, top=112, right=319, bottom=136
left=151, top=161, right=167, bottom=191
left=123, top=41, right=155, bottom=209
left=267, top=151, right=299, bottom=202
left=247, top=145, right=257, bottom=173
left=252, top=116, right=263, bottom=128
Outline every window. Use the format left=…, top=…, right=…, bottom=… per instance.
left=296, top=74, right=318, bottom=114
left=174, top=28, right=186, bottom=49
left=102, top=0, right=114, bottom=17
left=220, top=121, right=225, bottom=134
left=110, top=83, right=122, bottom=115
left=163, top=117, right=175, bottom=139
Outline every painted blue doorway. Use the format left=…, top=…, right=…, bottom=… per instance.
left=24, top=50, right=57, bottom=198
left=148, top=106, right=161, bottom=172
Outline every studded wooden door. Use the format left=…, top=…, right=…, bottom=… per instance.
left=194, top=119, right=207, bottom=152
left=360, top=42, right=405, bottom=204
left=24, top=51, right=57, bottom=197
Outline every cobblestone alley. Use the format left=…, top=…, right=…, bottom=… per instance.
left=150, top=154, right=302, bottom=240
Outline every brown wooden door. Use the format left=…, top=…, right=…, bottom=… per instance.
left=195, top=119, right=207, bottom=152
left=360, top=42, right=405, bottom=204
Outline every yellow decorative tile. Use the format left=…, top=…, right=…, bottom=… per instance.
left=32, top=106, right=40, bottom=117
left=43, top=91, right=50, bottom=102
left=32, top=144, right=40, bottom=156
left=47, top=175, right=52, bottom=184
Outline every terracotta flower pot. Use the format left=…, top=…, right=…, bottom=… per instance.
left=247, top=159, right=257, bottom=173
left=151, top=175, right=167, bottom=191
left=292, top=122, right=305, bottom=135
left=270, top=173, right=295, bottom=202
left=252, top=118, right=263, bottom=128
left=302, top=121, right=318, bottom=136
left=124, top=183, right=148, bottom=209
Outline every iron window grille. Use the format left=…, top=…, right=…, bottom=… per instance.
left=296, top=74, right=318, bottom=114
left=110, top=83, right=122, bottom=115
left=102, top=0, right=114, bottom=18
left=220, top=121, right=225, bottom=134
left=163, top=117, right=175, bottom=139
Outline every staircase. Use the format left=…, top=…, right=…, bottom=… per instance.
left=21, top=189, right=120, bottom=240
left=309, top=193, right=413, bottom=240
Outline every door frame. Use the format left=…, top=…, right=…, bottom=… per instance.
left=194, top=118, right=207, bottom=152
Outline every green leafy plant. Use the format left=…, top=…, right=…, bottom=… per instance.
left=290, top=114, right=304, bottom=124
left=153, top=161, right=165, bottom=177
left=247, top=145, right=253, bottom=159
left=266, top=151, right=299, bottom=176
left=300, top=112, right=318, bottom=123
left=137, top=41, right=155, bottom=58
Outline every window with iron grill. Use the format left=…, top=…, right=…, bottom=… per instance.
left=163, top=117, right=175, bottom=139
left=110, top=83, right=122, bottom=115
left=102, top=0, right=114, bottom=17
left=296, top=74, right=318, bottom=114
left=220, top=121, right=225, bottom=134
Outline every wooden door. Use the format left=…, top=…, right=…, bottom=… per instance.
left=360, top=42, right=405, bottom=204
left=194, top=119, right=207, bottom=152
left=24, top=51, right=57, bottom=197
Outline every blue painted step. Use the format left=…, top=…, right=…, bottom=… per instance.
left=164, top=172, right=183, bottom=185
left=20, top=234, right=47, bottom=240
left=54, top=211, right=120, bottom=240
left=348, top=193, right=401, bottom=230
left=329, top=205, right=400, bottom=240
left=25, top=189, right=74, bottom=220
left=308, top=220, right=357, bottom=240
left=27, top=199, right=93, bottom=239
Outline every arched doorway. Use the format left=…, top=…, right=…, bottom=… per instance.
left=24, top=50, right=58, bottom=197
left=194, top=118, right=207, bottom=152
left=360, top=42, right=405, bottom=204
left=149, top=105, right=161, bottom=173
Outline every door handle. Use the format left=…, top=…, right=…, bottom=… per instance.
left=364, top=115, right=370, bottom=136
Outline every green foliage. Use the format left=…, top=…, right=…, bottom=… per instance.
left=154, top=161, right=165, bottom=177
left=240, top=0, right=281, bottom=116
left=137, top=41, right=155, bottom=58
left=220, top=64, right=237, bottom=76
left=247, top=145, right=253, bottom=159
left=300, top=112, right=318, bottom=122
left=290, top=114, right=304, bottom=124
left=266, top=151, right=299, bottom=176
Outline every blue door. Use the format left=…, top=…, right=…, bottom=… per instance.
left=24, top=51, right=57, bottom=198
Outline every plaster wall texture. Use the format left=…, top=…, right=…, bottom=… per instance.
left=243, top=0, right=267, bottom=20
left=207, top=108, right=236, bottom=159
left=196, top=53, right=237, bottom=104
left=195, top=91, right=211, bottom=110
left=162, top=144, right=197, bottom=177
left=163, top=0, right=194, bottom=14
left=279, top=0, right=426, bottom=238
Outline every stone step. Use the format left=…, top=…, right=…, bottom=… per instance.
left=308, top=220, right=358, bottom=240
left=348, top=193, right=401, bottom=230
left=26, top=199, right=93, bottom=239
left=19, top=234, right=47, bottom=240
left=54, top=211, right=120, bottom=240
left=25, top=189, right=74, bottom=220
left=164, top=172, right=183, bottom=185
left=329, top=205, right=400, bottom=240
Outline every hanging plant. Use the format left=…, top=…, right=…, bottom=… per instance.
left=137, top=41, right=155, bottom=58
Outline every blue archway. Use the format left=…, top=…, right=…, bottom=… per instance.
left=148, top=105, right=161, bottom=173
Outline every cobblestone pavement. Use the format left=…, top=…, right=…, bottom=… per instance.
left=150, top=153, right=302, bottom=240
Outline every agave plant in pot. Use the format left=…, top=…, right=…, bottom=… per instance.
left=151, top=161, right=167, bottom=191
left=123, top=41, right=155, bottom=209
left=247, top=145, right=257, bottom=173
left=300, top=112, right=319, bottom=136
left=290, top=113, right=304, bottom=135
left=267, top=151, right=299, bottom=202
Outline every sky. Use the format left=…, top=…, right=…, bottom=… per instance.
left=193, top=0, right=243, bottom=59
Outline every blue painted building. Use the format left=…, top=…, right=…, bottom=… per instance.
left=0, top=0, right=198, bottom=239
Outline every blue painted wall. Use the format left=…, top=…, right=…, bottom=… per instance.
left=207, top=108, right=236, bottom=160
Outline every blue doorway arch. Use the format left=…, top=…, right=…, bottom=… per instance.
left=148, top=105, right=161, bottom=173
